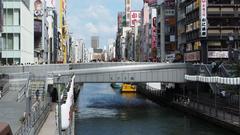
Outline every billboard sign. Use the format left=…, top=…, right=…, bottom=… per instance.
left=34, top=0, right=43, bottom=17
left=200, top=0, right=207, bottom=37
left=130, top=11, right=141, bottom=27
left=208, top=51, right=228, bottom=59
left=144, top=0, right=157, bottom=6
left=184, top=51, right=200, bottom=62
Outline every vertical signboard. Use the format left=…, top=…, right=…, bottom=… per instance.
left=118, top=12, right=123, bottom=30
left=0, top=0, right=3, bottom=32
left=151, top=8, right=157, bottom=49
left=130, top=11, right=141, bottom=27
left=125, top=0, right=131, bottom=27
left=200, top=0, right=207, bottom=37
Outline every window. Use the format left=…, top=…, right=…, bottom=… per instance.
left=3, top=8, right=20, bottom=26
left=13, top=9, right=20, bottom=25
left=6, top=9, right=13, bottom=25
left=2, top=33, right=20, bottom=50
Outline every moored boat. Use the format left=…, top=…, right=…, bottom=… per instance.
left=110, top=83, right=122, bottom=89
left=121, top=83, right=137, bottom=93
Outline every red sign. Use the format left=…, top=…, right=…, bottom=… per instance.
left=144, top=0, right=157, bottom=5
left=130, top=11, right=141, bottom=27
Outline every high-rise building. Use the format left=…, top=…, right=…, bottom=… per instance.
left=0, top=0, right=34, bottom=65
left=178, top=0, right=240, bottom=63
left=91, top=36, right=99, bottom=49
left=157, top=0, right=177, bottom=62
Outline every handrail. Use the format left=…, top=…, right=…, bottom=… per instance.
left=200, top=64, right=219, bottom=93
left=218, top=64, right=231, bottom=77
left=17, top=74, right=30, bottom=102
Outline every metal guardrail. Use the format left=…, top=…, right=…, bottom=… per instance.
left=15, top=103, right=50, bottom=135
left=15, top=76, right=51, bottom=135
left=17, top=74, right=30, bottom=102
left=173, top=94, right=240, bottom=126
left=200, top=64, right=219, bottom=93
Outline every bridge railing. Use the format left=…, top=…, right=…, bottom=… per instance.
left=0, top=74, right=9, bottom=99
left=173, top=94, right=240, bottom=126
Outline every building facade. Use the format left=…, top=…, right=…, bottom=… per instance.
left=91, top=36, right=99, bottom=49
left=1, top=0, right=34, bottom=65
left=179, top=0, right=240, bottom=63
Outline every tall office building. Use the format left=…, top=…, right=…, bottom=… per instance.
left=91, top=36, right=99, bottom=49
left=0, top=0, right=34, bottom=65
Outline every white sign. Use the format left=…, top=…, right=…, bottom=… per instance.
left=200, top=0, right=207, bottom=37
left=166, top=54, right=175, bottom=61
left=208, top=51, right=229, bottom=59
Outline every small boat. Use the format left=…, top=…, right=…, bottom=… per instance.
left=110, top=83, right=122, bottom=89
left=121, top=83, right=137, bottom=93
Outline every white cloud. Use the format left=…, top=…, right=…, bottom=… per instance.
left=67, top=0, right=143, bottom=49
left=85, top=22, right=99, bottom=34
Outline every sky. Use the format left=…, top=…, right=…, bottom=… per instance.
left=67, top=0, right=143, bottom=49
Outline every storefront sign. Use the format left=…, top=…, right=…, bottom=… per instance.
left=184, top=51, right=200, bottom=61
left=200, top=0, right=207, bottom=37
left=208, top=51, right=229, bottom=59
left=166, top=54, right=176, bottom=61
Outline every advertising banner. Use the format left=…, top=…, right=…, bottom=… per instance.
left=208, top=51, right=229, bottom=58
left=130, top=11, right=141, bottom=27
left=184, top=51, right=200, bottom=61
left=144, top=0, right=157, bottom=6
left=200, top=0, right=207, bottom=37
left=34, top=0, right=43, bottom=17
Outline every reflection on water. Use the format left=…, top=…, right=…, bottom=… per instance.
left=76, top=83, right=237, bottom=135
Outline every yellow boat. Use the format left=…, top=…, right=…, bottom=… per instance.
left=121, top=83, right=137, bottom=93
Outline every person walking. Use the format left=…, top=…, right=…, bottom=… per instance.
left=36, top=89, right=40, bottom=101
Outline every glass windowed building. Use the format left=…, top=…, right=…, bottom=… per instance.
left=0, top=0, right=34, bottom=65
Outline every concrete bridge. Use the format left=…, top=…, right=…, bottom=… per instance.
left=50, top=63, right=192, bottom=84
left=0, top=62, right=192, bottom=83
left=0, top=62, right=193, bottom=84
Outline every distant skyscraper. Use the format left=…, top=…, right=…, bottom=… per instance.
left=91, top=36, right=99, bottom=49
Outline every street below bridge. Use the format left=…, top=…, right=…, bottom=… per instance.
left=75, top=83, right=237, bottom=135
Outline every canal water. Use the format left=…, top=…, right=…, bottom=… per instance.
left=75, top=83, right=237, bottom=135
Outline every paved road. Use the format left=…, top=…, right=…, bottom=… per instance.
left=0, top=90, right=26, bottom=134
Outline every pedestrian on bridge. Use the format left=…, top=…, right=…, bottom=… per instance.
left=36, top=89, right=40, bottom=101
